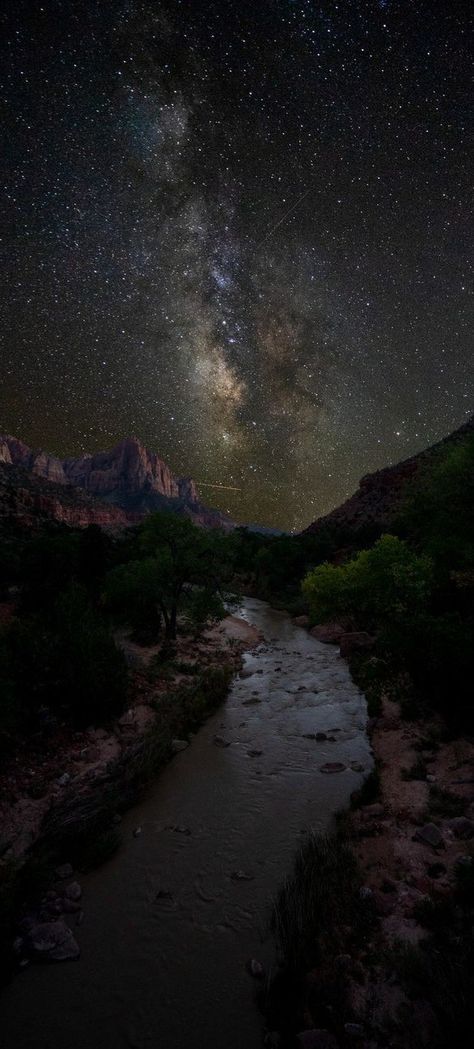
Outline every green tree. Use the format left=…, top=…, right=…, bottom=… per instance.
left=105, top=557, right=163, bottom=644
left=396, top=436, right=474, bottom=572
left=137, top=513, right=229, bottom=639
left=303, top=534, right=433, bottom=630
left=3, top=585, right=127, bottom=729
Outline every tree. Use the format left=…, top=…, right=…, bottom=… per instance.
left=396, top=436, right=474, bottom=573
left=302, top=534, right=433, bottom=630
left=3, top=585, right=127, bottom=729
left=136, top=513, right=229, bottom=639
left=105, top=558, right=163, bottom=644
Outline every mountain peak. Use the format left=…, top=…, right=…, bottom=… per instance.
left=0, top=434, right=232, bottom=530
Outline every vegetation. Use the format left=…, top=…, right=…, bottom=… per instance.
left=0, top=513, right=236, bottom=755
left=386, top=856, right=474, bottom=1047
left=271, top=831, right=366, bottom=973
left=301, top=436, right=474, bottom=729
left=266, top=829, right=377, bottom=1042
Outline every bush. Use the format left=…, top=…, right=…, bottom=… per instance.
left=271, top=830, right=368, bottom=973
left=396, top=436, right=474, bottom=573
left=2, top=586, right=127, bottom=731
left=303, top=534, right=433, bottom=630
left=105, top=558, right=163, bottom=643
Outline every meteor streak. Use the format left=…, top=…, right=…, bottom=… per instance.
left=198, top=482, right=242, bottom=491
left=255, top=185, right=314, bottom=249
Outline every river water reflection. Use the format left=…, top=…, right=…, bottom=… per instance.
left=2, top=598, right=371, bottom=1049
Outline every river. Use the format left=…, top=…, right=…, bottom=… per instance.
left=1, top=598, right=371, bottom=1049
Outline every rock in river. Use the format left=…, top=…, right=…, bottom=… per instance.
left=171, top=739, right=189, bottom=753
left=320, top=762, right=347, bottom=774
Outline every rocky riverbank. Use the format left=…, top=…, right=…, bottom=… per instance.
left=0, top=613, right=261, bottom=978
left=266, top=618, right=474, bottom=1049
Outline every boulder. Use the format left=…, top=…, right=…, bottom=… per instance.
left=363, top=803, right=385, bottom=818
left=64, top=881, right=82, bottom=902
left=339, top=632, right=375, bottom=659
left=320, top=762, right=346, bottom=774
left=27, top=921, right=80, bottom=962
left=171, top=739, right=189, bottom=754
left=414, top=823, right=444, bottom=849
left=294, top=615, right=310, bottom=627
left=213, top=735, right=231, bottom=748
left=446, top=816, right=474, bottom=840
left=310, top=623, right=346, bottom=644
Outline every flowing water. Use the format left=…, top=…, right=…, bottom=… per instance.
left=2, top=598, right=371, bottom=1049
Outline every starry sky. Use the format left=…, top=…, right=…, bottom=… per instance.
left=1, top=0, right=472, bottom=530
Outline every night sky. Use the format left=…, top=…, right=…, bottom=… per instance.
left=1, top=1, right=472, bottom=530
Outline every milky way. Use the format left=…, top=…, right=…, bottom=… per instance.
left=1, top=1, right=472, bottom=529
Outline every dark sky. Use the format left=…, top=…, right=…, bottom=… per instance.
left=1, top=0, right=472, bottom=530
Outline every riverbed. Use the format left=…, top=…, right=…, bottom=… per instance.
left=1, top=598, right=371, bottom=1049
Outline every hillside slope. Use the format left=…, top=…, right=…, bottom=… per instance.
left=305, top=415, right=474, bottom=535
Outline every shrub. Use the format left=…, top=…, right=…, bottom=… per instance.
left=302, top=534, right=433, bottom=631
left=2, top=586, right=127, bottom=730
left=271, top=830, right=369, bottom=973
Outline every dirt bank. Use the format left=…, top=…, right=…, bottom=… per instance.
left=266, top=620, right=474, bottom=1048
left=0, top=614, right=261, bottom=867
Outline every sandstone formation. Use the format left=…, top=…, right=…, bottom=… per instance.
left=0, top=435, right=232, bottom=531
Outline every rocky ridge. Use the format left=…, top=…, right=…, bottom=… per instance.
left=305, top=414, right=474, bottom=536
left=0, top=435, right=232, bottom=531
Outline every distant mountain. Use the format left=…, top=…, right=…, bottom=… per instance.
left=304, top=415, right=474, bottom=536
left=0, top=435, right=234, bottom=531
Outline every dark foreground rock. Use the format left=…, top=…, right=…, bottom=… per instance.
left=27, top=920, right=80, bottom=962
left=339, top=632, right=375, bottom=658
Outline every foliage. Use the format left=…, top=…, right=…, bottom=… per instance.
left=271, top=830, right=369, bottom=974
left=136, top=512, right=231, bottom=638
left=1, top=585, right=127, bottom=732
left=105, top=557, right=163, bottom=643
left=396, top=436, right=474, bottom=572
left=302, top=534, right=433, bottom=629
